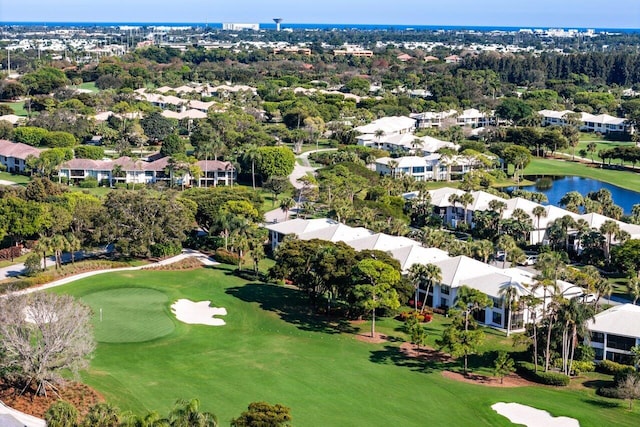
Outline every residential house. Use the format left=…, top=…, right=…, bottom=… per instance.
left=59, top=156, right=235, bottom=188
left=586, top=304, right=640, bottom=364
left=538, top=109, right=631, bottom=135
left=354, top=116, right=417, bottom=138
left=375, top=155, right=445, bottom=181
left=0, top=139, right=41, bottom=173
left=264, top=218, right=584, bottom=333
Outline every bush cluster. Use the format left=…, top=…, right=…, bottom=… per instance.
left=397, top=310, right=433, bottom=323
left=596, top=359, right=635, bottom=376
left=516, top=361, right=570, bottom=386
left=214, top=248, right=240, bottom=265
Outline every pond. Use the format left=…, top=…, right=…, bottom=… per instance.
left=509, top=176, right=640, bottom=215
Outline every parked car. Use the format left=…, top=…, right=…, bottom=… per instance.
left=573, top=293, right=597, bottom=304
left=495, top=251, right=505, bottom=261
left=520, top=252, right=538, bottom=265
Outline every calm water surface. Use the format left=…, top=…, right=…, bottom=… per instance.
left=511, top=176, right=640, bottom=214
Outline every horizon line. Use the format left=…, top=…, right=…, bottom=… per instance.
left=1, top=20, right=639, bottom=31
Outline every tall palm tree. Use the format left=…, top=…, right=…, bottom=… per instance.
left=499, top=284, right=519, bottom=336
left=496, top=234, right=517, bottom=269
left=242, top=144, right=261, bottom=190
left=557, top=298, right=594, bottom=375
left=458, top=192, right=474, bottom=225
left=631, top=204, right=640, bottom=225
left=50, top=234, right=69, bottom=269
left=65, top=233, right=81, bottom=264
left=374, top=129, right=385, bottom=149
left=408, top=263, right=429, bottom=312
left=488, top=199, right=507, bottom=234
left=532, top=205, right=547, bottom=245
left=387, top=159, right=399, bottom=179
left=599, top=219, right=621, bottom=264
left=420, top=263, right=442, bottom=313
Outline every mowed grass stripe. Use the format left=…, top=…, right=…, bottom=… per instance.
left=81, top=288, right=174, bottom=343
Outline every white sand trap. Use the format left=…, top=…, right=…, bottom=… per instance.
left=492, top=402, right=579, bottom=427
left=171, top=299, right=227, bottom=326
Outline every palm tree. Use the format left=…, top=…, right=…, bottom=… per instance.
left=242, top=143, right=262, bottom=190
left=420, top=264, right=442, bottom=313
left=81, top=403, right=121, bottom=427
left=168, top=398, right=218, bottom=427
left=532, top=205, right=547, bottom=245
left=471, top=239, right=494, bottom=263
left=499, top=284, right=519, bottom=336
left=488, top=199, right=507, bottom=234
left=458, top=192, right=474, bottom=225
left=557, top=298, right=594, bottom=375
left=387, top=159, right=399, bottom=179
left=65, top=233, right=81, bottom=264
left=33, top=237, right=51, bottom=270
left=374, top=129, right=385, bottom=149
left=111, top=164, right=125, bottom=186
left=587, top=141, right=597, bottom=163
left=594, top=277, right=613, bottom=308
left=628, top=277, right=640, bottom=305
left=559, top=191, right=584, bottom=213
left=279, top=197, right=295, bottom=221
left=50, top=234, right=68, bottom=269
left=599, top=219, right=621, bottom=264
left=408, top=263, right=430, bottom=312
left=496, top=234, right=517, bottom=269
left=631, top=204, right=640, bottom=225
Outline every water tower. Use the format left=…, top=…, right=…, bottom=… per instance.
left=273, top=18, right=283, bottom=31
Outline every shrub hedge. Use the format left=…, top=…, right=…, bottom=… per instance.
left=516, top=361, right=570, bottom=386
left=596, top=360, right=635, bottom=376
left=214, top=248, right=240, bottom=265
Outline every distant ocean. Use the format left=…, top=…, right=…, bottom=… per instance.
left=1, top=22, right=639, bottom=33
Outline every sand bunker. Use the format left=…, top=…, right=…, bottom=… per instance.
left=492, top=402, right=579, bottom=427
left=171, top=299, right=227, bottom=326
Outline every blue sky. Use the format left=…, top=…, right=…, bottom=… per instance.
left=1, top=0, right=639, bottom=29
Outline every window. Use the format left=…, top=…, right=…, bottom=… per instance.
left=492, top=311, right=502, bottom=326
left=607, top=334, right=636, bottom=351
left=606, top=351, right=633, bottom=365
left=441, top=285, right=450, bottom=295
left=440, top=297, right=449, bottom=308
left=591, top=332, right=605, bottom=343
left=594, top=348, right=604, bottom=360
left=492, top=297, right=503, bottom=308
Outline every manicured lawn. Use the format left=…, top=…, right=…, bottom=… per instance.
left=0, top=100, right=28, bottom=116
left=51, top=267, right=639, bottom=426
left=0, top=171, right=31, bottom=185
left=523, top=158, right=640, bottom=192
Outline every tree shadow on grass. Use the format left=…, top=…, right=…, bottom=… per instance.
left=226, top=283, right=358, bottom=335
left=583, top=379, right=614, bottom=390
left=369, top=344, right=455, bottom=374
left=582, top=398, right=622, bottom=409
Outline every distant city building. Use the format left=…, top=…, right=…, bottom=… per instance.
left=222, top=23, right=260, bottom=31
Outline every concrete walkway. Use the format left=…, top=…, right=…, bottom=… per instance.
left=9, top=249, right=218, bottom=296
left=0, top=401, right=45, bottom=427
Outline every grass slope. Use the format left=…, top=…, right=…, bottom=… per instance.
left=53, top=268, right=638, bottom=426
left=523, top=158, right=640, bottom=192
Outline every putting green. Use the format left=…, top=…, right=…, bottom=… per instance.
left=81, top=288, right=174, bottom=343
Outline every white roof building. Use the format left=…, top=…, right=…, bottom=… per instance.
left=354, top=116, right=416, bottom=136
left=586, top=304, right=640, bottom=363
